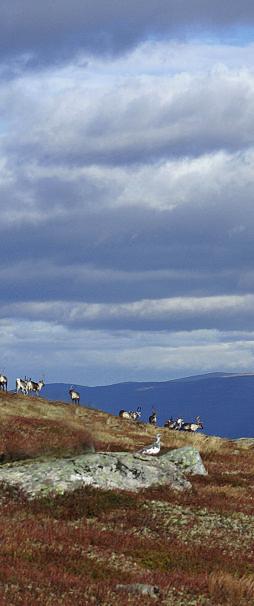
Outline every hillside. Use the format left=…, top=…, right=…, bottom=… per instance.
left=0, top=391, right=254, bottom=605
left=0, top=389, right=227, bottom=460
left=43, top=372, right=254, bottom=439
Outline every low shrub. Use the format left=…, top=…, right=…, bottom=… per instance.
left=27, top=486, right=137, bottom=520
left=0, top=416, right=93, bottom=461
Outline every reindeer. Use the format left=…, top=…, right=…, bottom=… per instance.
left=0, top=374, right=8, bottom=392
left=26, top=378, right=45, bottom=396
left=16, top=377, right=28, bottom=395
left=164, top=417, right=177, bottom=429
left=164, top=417, right=186, bottom=430
left=148, top=408, right=157, bottom=426
left=119, top=406, right=141, bottom=421
left=69, top=387, right=80, bottom=405
left=181, top=416, right=204, bottom=432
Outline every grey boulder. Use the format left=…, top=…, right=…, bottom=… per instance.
left=161, top=446, right=208, bottom=476
left=0, top=447, right=207, bottom=497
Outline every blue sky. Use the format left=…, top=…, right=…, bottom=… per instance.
left=1, top=1, right=254, bottom=387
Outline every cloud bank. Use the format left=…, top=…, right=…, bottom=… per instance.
left=1, top=7, right=254, bottom=386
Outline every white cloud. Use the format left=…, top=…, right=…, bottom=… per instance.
left=1, top=45, right=254, bottom=227
left=2, top=294, right=254, bottom=328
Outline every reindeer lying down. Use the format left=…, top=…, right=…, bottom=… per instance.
left=119, top=406, right=141, bottom=421
left=164, top=416, right=203, bottom=432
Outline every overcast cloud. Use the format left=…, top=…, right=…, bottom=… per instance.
left=1, top=1, right=254, bottom=62
left=1, top=3, right=254, bottom=387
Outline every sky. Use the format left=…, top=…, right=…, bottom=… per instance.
left=1, top=1, right=254, bottom=387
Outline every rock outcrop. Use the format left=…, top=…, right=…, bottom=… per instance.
left=160, top=445, right=208, bottom=476
left=0, top=447, right=207, bottom=497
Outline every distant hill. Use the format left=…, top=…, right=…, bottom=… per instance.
left=42, top=372, right=254, bottom=439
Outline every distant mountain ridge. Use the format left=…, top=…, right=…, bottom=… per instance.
left=42, top=372, right=254, bottom=439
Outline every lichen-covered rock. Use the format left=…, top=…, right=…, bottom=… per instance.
left=0, top=446, right=208, bottom=497
left=161, top=446, right=207, bottom=476
left=0, top=450, right=193, bottom=497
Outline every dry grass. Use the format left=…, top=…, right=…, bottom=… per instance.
left=0, top=391, right=238, bottom=459
left=208, top=572, right=254, bottom=605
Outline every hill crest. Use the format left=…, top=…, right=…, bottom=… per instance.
left=41, top=372, right=254, bottom=439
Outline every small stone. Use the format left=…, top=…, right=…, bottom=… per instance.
left=116, top=583, right=160, bottom=599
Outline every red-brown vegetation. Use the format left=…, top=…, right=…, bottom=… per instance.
left=0, top=415, right=93, bottom=462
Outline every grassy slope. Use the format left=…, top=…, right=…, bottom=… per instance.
left=0, top=391, right=254, bottom=605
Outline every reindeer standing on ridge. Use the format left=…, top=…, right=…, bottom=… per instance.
left=149, top=408, right=157, bottom=426
left=16, top=377, right=28, bottom=395
left=0, top=373, right=7, bottom=392
left=26, top=378, right=45, bottom=396
left=69, top=387, right=80, bottom=405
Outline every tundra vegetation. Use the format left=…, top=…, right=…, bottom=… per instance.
left=0, top=391, right=254, bottom=605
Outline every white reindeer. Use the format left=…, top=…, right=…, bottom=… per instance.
left=16, top=377, right=28, bottom=395
left=119, top=406, right=141, bottom=421
left=0, top=374, right=8, bottom=392
left=26, top=378, right=45, bottom=396
left=69, top=387, right=80, bottom=405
